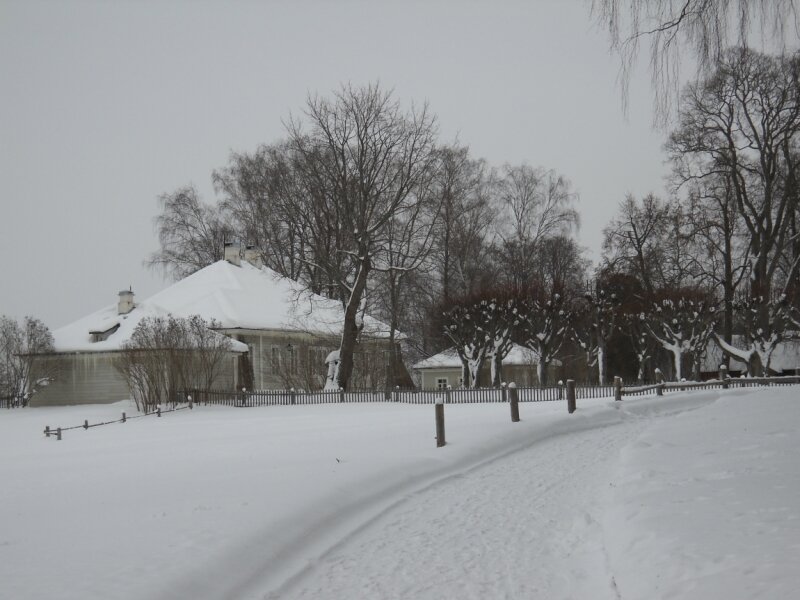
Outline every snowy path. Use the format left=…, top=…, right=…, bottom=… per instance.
left=276, top=419, right=636, bottom=600
left=270, top=395, right=726, bottom=600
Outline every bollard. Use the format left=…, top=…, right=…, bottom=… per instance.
left=157, top=405, right=161, bottom=417
left=122, top=412, right=126, bottom=423
left=566, top=379, right=576, bottom=413
left=509, top=382, right=520, bottom=422
left=45, top=425, right=50, bottom=438
left=719, top=365, right=729, bottom=389
left=445, top=385, right=452, bottom=405
left=56, top=427, right=62, bottom=441
left=435, top=397, right=446, bottom=448
left=614, top=376, right=623, bottom=401
left=558, top=380, right=564, bottom=400
left=83, top=419, right=89, bottom=430
left=501, top=382, right=508, bottom=403
left=655, top=369, right=664, bottom=396
left=188, top=395, right=193, bottom=409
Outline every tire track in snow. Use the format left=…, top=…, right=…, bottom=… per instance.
left=273, top=415, right=650, bottom=600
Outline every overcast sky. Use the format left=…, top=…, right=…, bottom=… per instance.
left=1, top=0, right=672, bottom=329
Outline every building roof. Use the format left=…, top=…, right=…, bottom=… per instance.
left=413, top=343, right=546, bottom=370
left=53, top=260, right=397, bottom=353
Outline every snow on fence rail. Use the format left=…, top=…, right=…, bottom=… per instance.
left=615, top=374, right=800, bottom=400
left=42, top=402, right=194, bottom=441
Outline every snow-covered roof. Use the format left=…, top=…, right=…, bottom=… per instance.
left=413, top=344, right=544, bottom=370
left=53, top=260, right=397, bottom=353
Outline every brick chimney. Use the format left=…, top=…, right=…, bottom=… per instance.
left=118, top=289, right=135, bottom=315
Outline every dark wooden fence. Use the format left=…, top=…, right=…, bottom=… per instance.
left=175, top=383, right=620, bottom=407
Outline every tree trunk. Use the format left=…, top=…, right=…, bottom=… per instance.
left=490, top=353, right=503, bottom=387
left=336, top=256, right=371, bottom=390
left=460, top=358, right=470, bottom=388
left=597, top=342, right=607, bottom=386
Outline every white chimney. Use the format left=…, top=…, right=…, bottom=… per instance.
left=224, top=242, right=241, bottom=266
left=243, top=245, right=262, bottom=268
left=118, top=289, right=135, bottom=315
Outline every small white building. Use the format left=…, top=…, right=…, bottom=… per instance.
left=701, top=336, right=800, bottom=378
left=413, top=343, right=559, bottom=389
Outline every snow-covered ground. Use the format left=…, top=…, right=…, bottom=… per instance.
left=1, top=387, right=798, bottom=599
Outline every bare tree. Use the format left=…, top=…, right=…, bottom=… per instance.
left=115, top=315, right=234, bottom=412
left=285, top=83, right=437, bottom=390
left=591, top=0, right=799, bottom=124
left=213, top=143, right=311, bottom=282
left=682, top=177, right=750, bottom=356
left=495, top=165, right=579, bottom=289
left=668, top=48, right=800, bottom=313
left=602, top=194, right=675, bottom=294
left=147, top=186, right=233, bottom=280
left=572, top=285, right=620, bottom=385
left=0, top=316, right=60, bottom=406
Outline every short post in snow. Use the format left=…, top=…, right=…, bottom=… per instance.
left=44, top=425, right=50, bottom=438
left=655, top=368, right=664, bottom=396
left=566, top=379, right=576, bottom=413
left=719, top=365, right=729, bottom=389
left=509, top=382, right=520, bottom=422
left=614, top=376, right=623, bottom=401
left=187, top=395, right=193, bottom=410
left=83, top=419, right=89, bottom=430
left=501, top=382, right=508, bottom=403
left=435, top=396, right=446, bottom=448
left=122, top=412, right=126, bottom=423
left=157, top=405, right=162, bottom=418
left=558, top=380, right=564, bottom=400
left=56, top=427, right=62, bottom=441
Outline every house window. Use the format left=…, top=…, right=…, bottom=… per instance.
left=436, top=377, right=449, bottom=390
left=271, top=346, right=280, bottom=372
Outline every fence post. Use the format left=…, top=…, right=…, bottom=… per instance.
left=435, top=396, right=446, bottom=448
left=509, top=382, right=520, bottom=422
left=339, top=388, right=345, bottom=403
left=394, top=385, right=400, bottom=402
left=558, top=380, right=564, bottom=400
left=655, top=369, right=664, bottom=396
left=719, top=365, right=729, bottom=389
left=157, top=405, right=162, bottom=418
left=501, top=382, right=508, bottom=403
left=187, top=395, right=193, bottom=410
left=567, top=379, right=576, bottom=413
left=614, top=376, right=623, bottom=401
left=44, top=425, right=50, bottom=438
left=122, top=412, right=126, bottom=423
left=83, top=419, right=89, bottom=430
left=56, top=427, right=62, bottom=441
left=445, top=385, right=451, bottom=405
left=290, top=388, right=296, bottom=406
